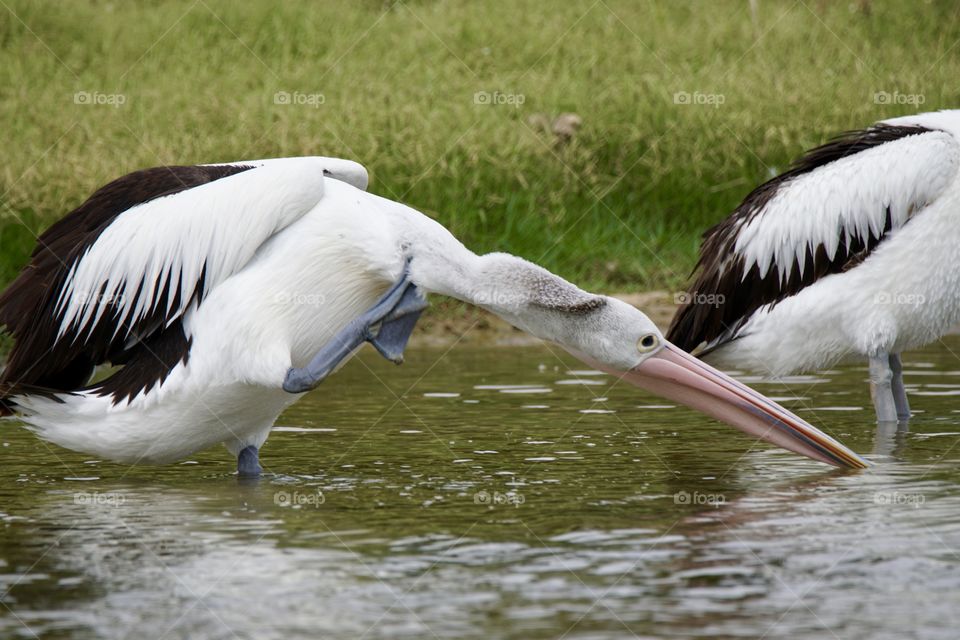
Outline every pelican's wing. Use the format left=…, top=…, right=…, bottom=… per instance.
left=209, top=156, right=369, bottom=191
left=667, top=122, right=960, bottom=355
left=0, top=156, right=367, bottom=403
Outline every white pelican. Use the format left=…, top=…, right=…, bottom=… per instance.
left=0, top=157, right=866, bottom=475
left=669, top=109, right=960, bottom=423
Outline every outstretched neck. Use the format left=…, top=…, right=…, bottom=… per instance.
left=379, top=196, right=649, bottom=370
left=405, top=238, right=603, bottom=343
left=436, top=251, right=604, bottom=329
left=382, top=195, right=608, bottom=346
left=392, top=213, right=592, bottom=320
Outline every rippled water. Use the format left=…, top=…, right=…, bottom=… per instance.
left=3, top=338, right=960, bottom=639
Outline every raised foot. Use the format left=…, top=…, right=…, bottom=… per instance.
left=283, top=259, right=428, bottom=393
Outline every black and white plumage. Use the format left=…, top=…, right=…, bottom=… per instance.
left=0, top=156, right=866, bottom=472
left=668, top=109, right=960, bottom=422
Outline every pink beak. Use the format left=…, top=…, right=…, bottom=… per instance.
left=581, top=342, right=868, bottom=469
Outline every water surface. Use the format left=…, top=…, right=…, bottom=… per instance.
left=3, top=338, right=960, bottom=639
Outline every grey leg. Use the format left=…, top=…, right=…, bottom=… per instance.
left=888, top=353, right=911, bottom=422
left=869, top=353, right=898, bottom=423
left=237, top=445, right=262, bottom=477
left=283, top=260, right=428, bottom=394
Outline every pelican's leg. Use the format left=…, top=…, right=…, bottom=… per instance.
left=889, top=353, right=911, bottom=421
left=868, top=353, right=898, bottom=423
left=237, top=445, right=262, bottom=477
left=283, top=261, right=428, bottom=394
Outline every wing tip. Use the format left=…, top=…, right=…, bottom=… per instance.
left=319, top=158, right=369, bottom=191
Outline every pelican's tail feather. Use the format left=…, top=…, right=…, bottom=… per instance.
left=13, top=392, right=168, bottom=463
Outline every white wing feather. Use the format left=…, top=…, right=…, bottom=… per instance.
left=733, top=131, right=960, bottom=282
left=208, top=156, right=368, bottom=191
left=55, top=156, right=368, bottom=341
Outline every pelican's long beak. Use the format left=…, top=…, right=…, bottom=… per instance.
left=609, top=343, right=868, bottom=469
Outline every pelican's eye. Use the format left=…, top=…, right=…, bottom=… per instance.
left=637, top=333, right=659, bottom=353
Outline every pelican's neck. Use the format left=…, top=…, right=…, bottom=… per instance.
left=387, top=200, right=603, bottom=345
left=418, top=250, right=601, bottom=330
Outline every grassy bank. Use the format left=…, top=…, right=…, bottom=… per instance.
left=1, top=0, right=958, bottom=293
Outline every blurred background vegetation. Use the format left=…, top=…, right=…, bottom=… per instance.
left=0, top=0, right=957, bottom=292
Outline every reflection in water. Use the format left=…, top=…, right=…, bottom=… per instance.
left=874, top=420, right=911, bottom=458
left=2, top=340, right=960, bottom=639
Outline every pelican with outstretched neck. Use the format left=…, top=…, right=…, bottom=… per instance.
left=669, top=109, right=960, bottom=423
left=0, top=157, right=867, bottom=475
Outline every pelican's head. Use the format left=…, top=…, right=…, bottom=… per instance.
left=545, top=296, right=867, bottom=469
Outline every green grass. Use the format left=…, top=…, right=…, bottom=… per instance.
left=1, top=0, right=958, bottom=292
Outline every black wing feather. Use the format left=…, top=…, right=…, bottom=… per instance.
left=0, top=164, right=253, bottom=410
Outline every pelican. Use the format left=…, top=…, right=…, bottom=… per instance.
left=0, top=157, right=866, bottom=475
left=669, top=109, right=960, bottom=423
